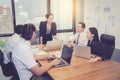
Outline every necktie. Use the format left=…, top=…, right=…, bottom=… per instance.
left=76, top=34, right=80, bottom=44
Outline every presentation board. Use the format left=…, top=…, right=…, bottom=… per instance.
left=84, top=0, right=120, bottom=48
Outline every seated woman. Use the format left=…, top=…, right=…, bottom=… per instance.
left=39, top=13, right=57, bottom=45
left=86, top=27, right=105, bottom=62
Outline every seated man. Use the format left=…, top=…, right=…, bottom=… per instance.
left=12, top=23, right=60, bottom=80
left=66, top=22, right=88, bottom=47
left=3, top=24, right=23, bottom=64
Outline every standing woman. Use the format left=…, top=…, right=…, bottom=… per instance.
left=87, top=27, right=104, bottom=62
left=39, top=13, right=57, bottom=45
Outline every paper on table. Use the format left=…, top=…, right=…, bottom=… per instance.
left=49, top=51, right=62, bottom=58
left=32, top=48, right=46, bottom=55
left=31, top=45, right=37, bottom=49
left=35, top=50, right=46, bottom=55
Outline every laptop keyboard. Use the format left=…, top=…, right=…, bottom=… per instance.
left=47, top=58, right=65, bottom=65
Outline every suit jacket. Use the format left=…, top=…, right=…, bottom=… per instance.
left=39, top=21, right=57, bottom=44
left=87, top=40, right=105, bottom=60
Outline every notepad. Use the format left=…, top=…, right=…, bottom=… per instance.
left=32, top=48, right=46, bottom=55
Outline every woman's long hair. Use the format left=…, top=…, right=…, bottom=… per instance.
left=89, top=27, right=99, bottom=42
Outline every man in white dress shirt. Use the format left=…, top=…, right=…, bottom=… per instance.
left=67, top=22, right=88, bottom=46
left=3, top=24, right=23, bottom=64
left=12, top=23, right=60, bottom=80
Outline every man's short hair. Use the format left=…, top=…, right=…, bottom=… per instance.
left=15, top=25, right=23, bottom=35
left=21, top=23, right=36, bottom=40
left=78, top=22, right=86, bottom=29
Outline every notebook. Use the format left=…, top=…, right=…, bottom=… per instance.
left=48, top=45, right=73, bottom=68
left=74, top=44, right=91, bottom=59
left=43, top=40, right=63, bottom=51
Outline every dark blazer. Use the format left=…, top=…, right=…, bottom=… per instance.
left=39, top=21, right=57, bottom=44
left=87, top=40, right=105, bottom=60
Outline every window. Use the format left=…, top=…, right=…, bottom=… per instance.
left=0, top=0, right=14, bottom=35
left=0, top=37, right=10, bottom=49
left=50, top=0, right=74, bottom=41
left=0, top=0, right=13, bottom=49
left=15, top=0, right=47, bottom=30
left=51, top=0, right=73, bottom=30
left=0, top=0, right=76, bottom=46
left=57, top=32, right=73, bottom=42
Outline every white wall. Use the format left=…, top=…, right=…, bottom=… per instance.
left=84, top=0, right=120, bottom=49
left=76, top=0, right=84, bottom=24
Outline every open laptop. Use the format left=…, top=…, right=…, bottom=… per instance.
left=74, top=45, right=91, bottom=59
left=48, top=45, right=73, bottom=68
left=43, top=40, right=63, bottom=51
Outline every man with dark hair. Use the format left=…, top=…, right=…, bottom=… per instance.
left=67, top=22, right=88, bottom=46
left=15, top=25, right=23, bottom=34
left=3, top=24, right=23, bottom=64
left=12, top=23, right=60, bottom=80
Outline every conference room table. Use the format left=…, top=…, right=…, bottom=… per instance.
left=36, top=45, right=120, bottom=80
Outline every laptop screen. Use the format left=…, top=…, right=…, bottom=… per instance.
left=74, top=45, right=91, bottom=59
left=61, top=45, right=73, bottom=64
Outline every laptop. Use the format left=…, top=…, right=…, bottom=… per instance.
left=43, top=40, right=63, bottom=51
left=48, top=45, right=73, bottom=67
left=74, top=45, right=91, bottom=59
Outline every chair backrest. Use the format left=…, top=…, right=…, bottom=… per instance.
left=9, top=52, right=20, bottom=80
left=0, top=49, right=14, bottom=77
left=0, top=50, right=19, bottom=80
left=100, top=34, right=115, bottom=60
left=0, top=50, right=4, bottom=65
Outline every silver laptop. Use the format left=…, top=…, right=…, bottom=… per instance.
left=74, top=45, right=91, bottom=59
left=48, top=45, right=73, bottom=67
left=44, top=40, right=63, bottom=51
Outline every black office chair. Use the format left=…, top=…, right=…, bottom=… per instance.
left=0, top=50, right=19, bottom=80
left=9, top=52, right=20, bottom=80
left=0, top=49, right=13, bottom=77
left=100, top=34, right=115, bottom=60
left=0, top=50, right=4, bottom=65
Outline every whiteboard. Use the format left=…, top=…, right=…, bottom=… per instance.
left=84, top=0, right=120, bottom=49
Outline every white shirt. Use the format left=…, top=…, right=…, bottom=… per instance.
left=3, top=33, right=21, bottom=64
left=70, top=31, right=88, bottom=46
left=12, top=38, right=37, bottom=80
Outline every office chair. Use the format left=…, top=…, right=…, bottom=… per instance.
left=9, top=52, right=20, bottom=80
left=100, top=34, right=115, bottom=60
left=0, top=50, right=4, bottom=65
left=0, top=49, right=19, bottom=80
left=0, top=49, right=13, bottom=77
